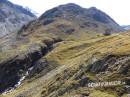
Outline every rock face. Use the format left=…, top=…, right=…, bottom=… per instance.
left=0, top=37, right=62, bottom=93
left=0, top=0, right=36, bottom=37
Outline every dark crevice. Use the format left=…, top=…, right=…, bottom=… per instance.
left=0, top=39, right=62, bottom=93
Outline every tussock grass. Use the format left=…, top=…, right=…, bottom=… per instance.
left=2, top=32, right=130, bottom=97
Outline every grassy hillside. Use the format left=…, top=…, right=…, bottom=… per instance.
left=0, top=3, right=127, bottom=97
left=1, top=31, right=130, bottom=97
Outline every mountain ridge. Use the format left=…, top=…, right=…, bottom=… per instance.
left=0, top=0, right=36, bottom=38
left=18, top=3, right=123, bottom=40
left=122, top=25, right=130, bottom=30
left=40, top=3, right=121, bottom=28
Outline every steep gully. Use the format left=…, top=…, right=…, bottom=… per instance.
left=0, top=38, right=62, bottom=94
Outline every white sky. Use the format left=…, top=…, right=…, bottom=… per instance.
left=9, top=0, right=130, bottom=25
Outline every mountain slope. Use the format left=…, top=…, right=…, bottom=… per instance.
left=0, top=0, right=36, bottom=37
left=40, top=3, right=123, bottom=33
left=0, top=3, right=129, bottom=97
left=2, top=32, right=130, bottom=97
left=18, top=3, right=123, bottom=39
left=122, top=25, right=130, bottom=30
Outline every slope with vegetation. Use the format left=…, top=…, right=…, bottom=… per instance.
left=1, top=31, right=130, bottom=97
left=0, top=3, right=129, bottom=97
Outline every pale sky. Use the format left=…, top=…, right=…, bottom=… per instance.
left=9, top=0, right=130, bottom=25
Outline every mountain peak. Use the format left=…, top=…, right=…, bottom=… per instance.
left=89, top=7, right=98, bottom=10
left=40, top=3, right=119, bottom=26
left=40, top=3, right=110, bottom=21
left=20, top=3, right=123, bottom=39
left=59, top=3, right=82, bottom=9
left=40, top=3, right=83, bottom=19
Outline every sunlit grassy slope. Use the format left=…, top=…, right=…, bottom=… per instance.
left=1, top=31, right=130, bottom=97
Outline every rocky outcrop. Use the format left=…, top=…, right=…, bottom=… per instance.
left=38, top=54, right=130, bottom=97
left=0, top=0, right=36, bottom=37
left=86, top=55, right=130, bottom=76
left=0, top=38, right=62, bottom=93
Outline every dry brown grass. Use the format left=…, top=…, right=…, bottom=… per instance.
left=1, top=31, right=130, bottom=97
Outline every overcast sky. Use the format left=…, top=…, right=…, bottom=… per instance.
left=9, top=0, right=130, bottom=25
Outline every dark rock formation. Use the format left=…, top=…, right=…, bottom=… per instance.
left=0, top=38, right=62, bottom=93
left=0, top=0, right=36, bottom=37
